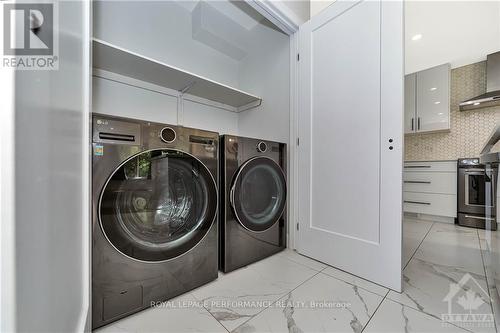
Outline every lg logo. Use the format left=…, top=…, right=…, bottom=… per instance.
left=3, top=3, right=53, bottom=56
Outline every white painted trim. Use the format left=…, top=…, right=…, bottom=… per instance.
left=0, top=40, right=16, bottom=333
left=404, top=213, right=456, bottom=224
left=79, top=0, right=92, bottom=332
left=288, top=31, right=299, bottom=250
left=244, top=0, right=300, bottom=36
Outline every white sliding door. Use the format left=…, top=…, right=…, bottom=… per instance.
left=297, top=0, right=403, bottom=291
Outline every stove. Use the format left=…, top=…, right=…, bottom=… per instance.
left=457, top=158, right=497, bottom=230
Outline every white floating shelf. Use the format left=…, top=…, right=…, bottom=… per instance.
left=92, top=38, right=262, bottom=111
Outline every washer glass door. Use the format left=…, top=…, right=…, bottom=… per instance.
left=99, top=149, right=217, bottom=262
left=231, top=157, right=286, bottom=232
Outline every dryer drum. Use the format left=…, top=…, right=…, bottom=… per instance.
left=99, top=149, right=217, bottom=262
left=230, top=157, right=286, bottom=232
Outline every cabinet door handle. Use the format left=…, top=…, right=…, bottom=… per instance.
left=411, top=118, right=414, bottom=131
left=404, top=200, right=431, bottom=205
left=404, top=181, right=431, bottom=184
left=417, top=117, right=421, bottom=130
left=404, top=165, right=431, bottom=169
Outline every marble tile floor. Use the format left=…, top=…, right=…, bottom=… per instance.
left=96, top=218, right=499, bottom=333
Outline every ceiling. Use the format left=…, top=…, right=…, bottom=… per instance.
left=405, top=0, right=500, bottom=74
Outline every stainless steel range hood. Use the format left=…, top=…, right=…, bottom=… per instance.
left=459, top=51, right=500, bottom=111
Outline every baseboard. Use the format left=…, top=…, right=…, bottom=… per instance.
left=404, top=212, right=455, bottom=224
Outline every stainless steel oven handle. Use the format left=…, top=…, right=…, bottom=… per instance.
left=404, top=181, right=431, bottom=184
left=464, top=215, right=496, bottom=221
left=463, top=169, right=495, bottom=173
left=404, top=200, right=431, bottom=205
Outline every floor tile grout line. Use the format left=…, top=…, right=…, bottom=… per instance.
left=277, top=250, right=327, bottom=272
left=230, top=265, right=390, bottom=333
left=229, top=269, right=324, bottom=332
left=204, top=304, right=232, bottom=333
left=385, top=221, right=480, bottom=333
left=403, top=221, right=434, bottom=271
left=285, top=250, right=389, bottom=297
left=197, top=253, right=323, bottom=332
left=381, top=296, right=474, bottom=333
left=360, top=291, right=388, bottom=333
left=476, top=228, right=498, bottom=332
left=318, top=270, right=388, bottom=298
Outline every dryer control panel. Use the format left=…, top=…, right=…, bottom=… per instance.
left=93, top=115, right=141, bottom=145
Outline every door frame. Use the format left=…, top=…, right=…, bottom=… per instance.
left=243, top=0, right=301, bottom=250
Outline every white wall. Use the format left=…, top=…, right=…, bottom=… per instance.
left=92, top=75, right=240, bottom=134
left=238, top=22, right=291, bottom=143
left=280, top=0, right=310, bottom=24
left=93, top=0, right=240, bottom=87
left=92, top=77, right=179, bottom=125
left=4, top=1, right=90, bottom=331
left=405, top=1, right=500, bottom=74
left=311, top=1, right=500, bottom=74
left=93, top=0, right=290, bottom=142
left=92, top=1, right=244, bottom=134
left=310, top=0, right=334, bottom=17
left=183, top=100, right=239, bottom=135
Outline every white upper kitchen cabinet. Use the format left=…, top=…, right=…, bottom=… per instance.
left=404, top=73, right=416, bottom=133
left=416, top=63, right=451, bottom=132
left=405, top=63, right=451, bottom=134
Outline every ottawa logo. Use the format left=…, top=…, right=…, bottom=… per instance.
left=442, top=273, right=494, bottom=328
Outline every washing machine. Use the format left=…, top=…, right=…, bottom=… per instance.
left=220, top=135, right=287, bottom=272
left=92, top=114, right=218, bottom=328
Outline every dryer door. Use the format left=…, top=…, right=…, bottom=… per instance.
left=99, top=149, right=217, bottom=262
left=230, top=157, right=287, bottom=232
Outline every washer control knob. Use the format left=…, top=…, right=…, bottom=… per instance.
left=160, top=127, right=176, bottom=143
left=257, top=141, right=267, bottom=153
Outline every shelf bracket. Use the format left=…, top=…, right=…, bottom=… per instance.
left=177, top=94, right=184, bottom=126
left=179, top=81, right=196, bottom=96
left=236, top=99, right=262, bottom=112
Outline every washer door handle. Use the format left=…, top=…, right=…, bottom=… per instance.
left=229, top=186, right=236, bottom=209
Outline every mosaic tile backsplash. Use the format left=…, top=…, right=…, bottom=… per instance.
left=405, top=61, right=500, bottom=161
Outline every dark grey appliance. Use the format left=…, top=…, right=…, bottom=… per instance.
left=220, top=135, right=287, bottom=272
left=459, top=52, right=500, bottom=111
left=457, top=158, right=497, bottom=230
left=92, top=114, right=218, bottom=328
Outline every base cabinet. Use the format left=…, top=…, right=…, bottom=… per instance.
left=403, top=161, right=457, bottom=218
left=403, top=192, right=457, bottom=217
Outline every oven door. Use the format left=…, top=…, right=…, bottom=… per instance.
left=459, top=168, right=496, bottom=216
